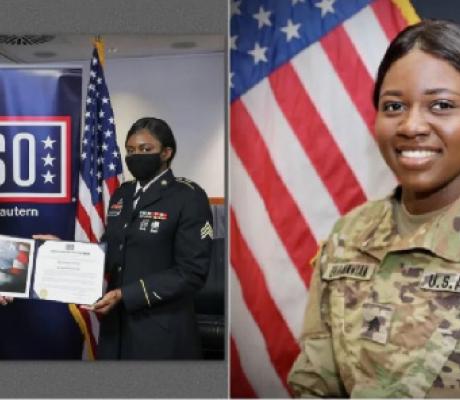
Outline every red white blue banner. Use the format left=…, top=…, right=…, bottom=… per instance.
left=0, top=67, right=83, bottom=359
left=0, top=67, right=81, bottom=238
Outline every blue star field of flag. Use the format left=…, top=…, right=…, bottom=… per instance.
left=230, top=0, right=372, bottom=102
left=80, top=47, right=122, bottom=205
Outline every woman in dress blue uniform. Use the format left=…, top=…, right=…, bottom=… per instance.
left=89, top=117, right=213, bottom=359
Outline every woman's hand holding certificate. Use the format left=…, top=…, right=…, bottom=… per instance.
left=81, top=288, right=122, bottom=315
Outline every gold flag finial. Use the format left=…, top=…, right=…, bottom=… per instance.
left=93, top=35, right=105, bottom=66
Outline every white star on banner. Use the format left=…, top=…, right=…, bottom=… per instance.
left=104, top=129, right=113, bottom=138
left=85, top=111, right=91, bottom=118
left=253, top=6, right=272, bottom=29
left=81, top=152, right=87, bottom=160
left=42, top=153, right=55, bottom=167
left=281, top=19, right=301, bottom=42
left=230, top=35, right=238, bottom=51
left=112, top=150, right=119, bottom=158
left=102, top=143, right=108, bottom=152
left=230, top=72, right=234, bottom=88
left=99, top=110, right=105, bottom=118
left=102, top=97, right=109, bottom=104
left=248, top=42, right=268, bottom=65
left=92, top=57, right=98, bottom=65
left=231, top=0, right=242, bottom=16
left=108, top=162, right=116, bottom=171
left=315, top=0, right=336, bottom=17
left=292, top=0, right=306, bottom=4
left=42, top=170, right=56, bottom=184
left=42, top=136, right=56, bottom=149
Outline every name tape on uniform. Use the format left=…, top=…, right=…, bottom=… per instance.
left=323, top=262, right=376, bottom=281
left=420, top=271, right=460, bottom=293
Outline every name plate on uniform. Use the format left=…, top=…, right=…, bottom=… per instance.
left=420, top=271, right=460, bottom=293
left=323, top=262, right=376, bottom=281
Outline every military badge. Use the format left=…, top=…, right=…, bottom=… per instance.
left=139, top=211, right=168, bottom=220
left=360, top=303, right=394, bottom=344
left=150, top=221, right=160, bottom=233
left=139, top=219, right=149, bottom=231
left=200, top=221, right=213, bottom=239
left=107, top=199, right=123, bottom=217
left=152, top=212, right=168, bottom=220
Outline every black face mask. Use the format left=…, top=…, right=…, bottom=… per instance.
left=125, top=153, right=162, bottom=182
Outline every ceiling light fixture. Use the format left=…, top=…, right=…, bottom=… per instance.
left=0, top=35, right=55, bottom=45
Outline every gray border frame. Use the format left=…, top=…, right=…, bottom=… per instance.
left=0, top=0, right=228, bottom=398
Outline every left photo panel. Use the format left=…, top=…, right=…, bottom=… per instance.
left=0, top=32, right=225, bottom=363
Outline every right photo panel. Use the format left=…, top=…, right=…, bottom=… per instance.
left=230, top=0, right=460, bottom=398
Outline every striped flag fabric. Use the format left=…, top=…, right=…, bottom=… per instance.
left=10, top=243, right=29, bottom=276
left=73, top=39, right=123, bottom=359
left=230, top=0, right=419, bottom=397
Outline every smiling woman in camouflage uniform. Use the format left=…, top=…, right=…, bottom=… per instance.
left=288, top=20, right=460, bottom=398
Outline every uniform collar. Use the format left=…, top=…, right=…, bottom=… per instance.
left=135, top=168, right=171, bottom=194
left=132, top=169, right=175, bottom=214
left=359, top=188, right=460, bottom=262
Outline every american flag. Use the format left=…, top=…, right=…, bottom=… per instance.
left=74, top=40, right=123, bottom=359
left=230, top=0, right=419, bottom=397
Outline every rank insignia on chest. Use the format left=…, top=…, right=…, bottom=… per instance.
left=360, top=303, right=394, bottom=344
left=139, top=211, right=168, bottom=220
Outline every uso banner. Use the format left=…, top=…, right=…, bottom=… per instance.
left=0, top=67, right=83, bottom=359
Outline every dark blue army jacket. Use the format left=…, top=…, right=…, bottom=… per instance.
left=97, top=169, right=213, bottom=359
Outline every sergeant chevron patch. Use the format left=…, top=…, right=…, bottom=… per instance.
left=200, top=221, right=213, bottom=239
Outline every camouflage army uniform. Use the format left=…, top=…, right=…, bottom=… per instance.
left=288, top=191, right=460, bottom=398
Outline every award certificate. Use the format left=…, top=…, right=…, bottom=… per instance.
left=33, top=240, right=105, bottom=305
